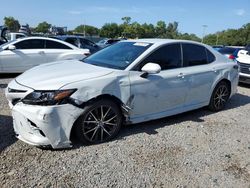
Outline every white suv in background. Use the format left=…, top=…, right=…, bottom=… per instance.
left=0, top=37, right=90, bottom=73
left=237, top=45, right=250, bottom=84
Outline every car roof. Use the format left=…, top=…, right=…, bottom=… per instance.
left=12, top=36, right=80, bottom=49
left=53, top=35, right=89, bottom=39
left=122, top=38, right=206, bottom=46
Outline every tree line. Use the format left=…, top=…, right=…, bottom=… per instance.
left=2, top=16, right=250, bottom=46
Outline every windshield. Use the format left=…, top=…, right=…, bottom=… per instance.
left=83, top=41, right=152, bottom=70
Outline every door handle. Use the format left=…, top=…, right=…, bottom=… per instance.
left=177, top=73, right=185, bottom=78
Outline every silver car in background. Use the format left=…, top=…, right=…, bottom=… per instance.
left=5, top=39, right=239, bottom=148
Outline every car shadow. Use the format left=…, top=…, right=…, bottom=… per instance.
left=0, top=115, right=16, bottom=153
left=71, top=92, right=250, bottom=149
left=0, top=73, right=20, bottom=79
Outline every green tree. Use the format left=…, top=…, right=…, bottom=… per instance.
left=121, top=17, right=132, bottom=25
left=74, top=25, right=99, bottom=36
left=141, top=23, right=155, bottom=38
left=166, top=22, right=179, bottom=39
left=242, top=23, right=250, bottom=44
left=35, top=21, right=51, bottom=33
left=155, top=21, right=166, bottom=38
left=100, top=23, right=120, bottom=38
left=4, top=16, right=20, bottom=32
left=203, top=34, right=217, bottom=45
left=178, top=33, right=201, bottom=42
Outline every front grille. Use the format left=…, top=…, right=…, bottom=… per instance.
left=238, top=62, right=250, bottom=75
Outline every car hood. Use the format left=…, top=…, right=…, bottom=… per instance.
left=15, top=60, right=114, bottom=90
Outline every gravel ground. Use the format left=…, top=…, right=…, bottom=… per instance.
left=0, top=76, right=250, bottom=188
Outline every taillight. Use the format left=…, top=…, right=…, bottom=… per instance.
left=228, top=54, right=235, bottom=59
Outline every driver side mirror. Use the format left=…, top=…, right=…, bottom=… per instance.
left=141, top=62, right=161, bottom=74
left=8, top=44, right=16, bottom=50
left=140, top=63, right=161, bottom=78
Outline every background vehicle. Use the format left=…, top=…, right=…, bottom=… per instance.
left=218, top=46, right=243, bottom=60
left=212, top=45, right=224, bottom=51
left=5, top=39, right=239, bottom=149
left=0, top=36, right=89, bottom=73
left=96, top=38, right=122, bottom=48
left=236, top=46, right=250, bottom=84
left=6, top=32, right=27, bottom=41
left=51, top=35, right=101, bottom=53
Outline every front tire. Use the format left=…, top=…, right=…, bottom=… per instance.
left=208, top=81, right=230, bottom=111
left=75, top=100, right=122, bottom=144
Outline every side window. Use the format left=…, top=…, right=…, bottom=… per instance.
left=206, top=49, right=216, bottom=63
left=45, top=40, right=72, bottom=49
left=138, top=43, right=182, bottom=71
left=65, top=38, right=79, bottom=47
left=182, top=43, right=208, bottom=66
left=79, top=39, right=88, bottom=48
left=15, top=39, right=45, bottom=49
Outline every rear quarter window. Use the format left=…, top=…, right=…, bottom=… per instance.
left=45, top=40, right=72, bottom=49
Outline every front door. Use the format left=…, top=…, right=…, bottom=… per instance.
left=128, top=43, right=189, bottom=122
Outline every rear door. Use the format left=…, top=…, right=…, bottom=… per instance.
left=44, top=40, right=73, bottom=63
left=0, top=39, right=46, bottom=72
left=181, top=43, right=217, bottom=107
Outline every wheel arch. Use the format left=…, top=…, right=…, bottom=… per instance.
left=213, top=78, right=232, bottom=96
left=69, top=94, right=127, bottom=141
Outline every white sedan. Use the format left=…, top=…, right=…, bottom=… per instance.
left=5, top=39, right=239, bottom=149
left=0, top=36, right=90, bottom=73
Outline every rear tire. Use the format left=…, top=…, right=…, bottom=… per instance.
left=208, top=81, right=230, bottom=112
left=75, top=99, right=122, bottom=144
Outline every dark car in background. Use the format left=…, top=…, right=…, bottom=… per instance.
left=51, top=35, right=101, bottom=54
left=218, top=46, right=243, bottom=60
left=96, top=38, right=122, bottom=48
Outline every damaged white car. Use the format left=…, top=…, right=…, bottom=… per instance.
left=5, top=39, right=239, bottom=149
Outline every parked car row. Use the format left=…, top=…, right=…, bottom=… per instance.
left=0, top=31, right=124, bottom=72
left=5, top=39, right=239, bottom=148
left=50, top=35, right=102, bottom=53
left=0, top=37, right=90, bottom=73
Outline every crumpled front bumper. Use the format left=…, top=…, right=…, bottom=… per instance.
left=11, top=102, right=84, bottom=149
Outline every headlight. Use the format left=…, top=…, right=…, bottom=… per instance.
left=22, top=89, right=76, bottom=105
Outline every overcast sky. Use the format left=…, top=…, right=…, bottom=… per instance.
left=1, top=0, right=250, bottom=37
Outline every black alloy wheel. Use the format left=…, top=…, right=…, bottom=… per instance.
left=209, top=81, right=230, bottom=111
left=76, top=100, right=122, bottom=144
